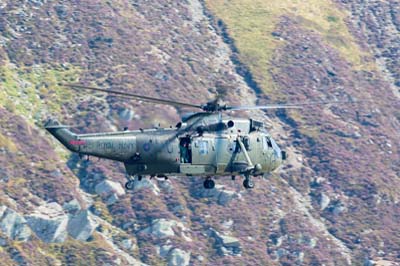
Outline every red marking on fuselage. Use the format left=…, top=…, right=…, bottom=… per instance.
left=69, top=140, right=86, bottom=145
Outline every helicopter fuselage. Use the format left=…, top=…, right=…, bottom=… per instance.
left=45, top=114, right=285, bottom=189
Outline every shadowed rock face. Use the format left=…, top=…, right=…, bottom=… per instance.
left=67, top=210, right=98, bottom=241
left=25, top=203, right=69, bottom=243
left=0, top=0, right=399, bottom=265
left=0, top=206, right=31, bottom=242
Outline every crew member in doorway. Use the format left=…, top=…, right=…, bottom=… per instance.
left=180, top=137, right=191, bottom=163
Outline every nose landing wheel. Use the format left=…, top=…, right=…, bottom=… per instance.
left=125, top=180, right=135, bottom=190
left=243, top=176, right=255, bottom=189
left=124, top=175, right=143, bottom=191
left=203, top=177, right=215, bottom=189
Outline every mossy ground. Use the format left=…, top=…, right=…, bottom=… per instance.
left=0, top=62, right=81, bottom=125
left=205, top=0, right=372, bottom=95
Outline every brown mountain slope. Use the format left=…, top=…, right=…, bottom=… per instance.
left=0, top=0, right=399, bottom=265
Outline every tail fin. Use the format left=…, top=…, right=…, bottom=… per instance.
left=44, top=119, right=78, bottom=152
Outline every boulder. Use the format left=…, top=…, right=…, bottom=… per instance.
left=332, top=203, right=346, bottom=215
left=275, top=248, right=289, bottom=259
left=218, top=189, right=237, bottom=205
left=95, top=180, right=125, bottom=205
left=320, top=193, right=330, bottom=210
left=63, top=199, right=81, bottom=215
left=119, top=108, right=135, bottom=121
left=132, top=179, right=160, bottom=195
left=158, top=179, right=174, bottom=193
left=25, top=202, right=68, bottom=243
left=0, top=206, right=31, bottom=241
left=95, top=180, right=125, bottom=197
left=209, top=229, right=241, bottom=256
left=67, top=210, right=98, bottom=241
left=120, top=238, right=135, bottom=251
left=198, top=185, right=239, bottom=206
left=106, top=194, right=120, bottom=205
left=156, top=244, right=173, bottom=258
left=168, top=248, right=191, bottom=266
left=221, top=219, right=234, bottom=230
left=141, top=219, right=187, bottom=239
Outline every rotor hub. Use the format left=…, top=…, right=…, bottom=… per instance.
left=201, top=99, right=227, bottom=112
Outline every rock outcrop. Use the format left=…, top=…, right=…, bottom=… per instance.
left=63, top=198, right=82, bottom=215
left=209, top=228, right=241, bottom=256
left=25, top=202, right=69, bottom=243
left=95, top=180, right=126, bottom=205
left=141, top=219, right=188, bottom=239
left=197, top=185, right=239, bottom=205
left=132, top=179, right=160, bottom=195
left=168, top=248, right=191, bottom=266
left=0, top=206, right=31, bottom=241
left=67, top=210, right=98, bottom=241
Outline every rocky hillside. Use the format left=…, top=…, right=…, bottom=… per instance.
left=0, top=0, right=399, bottom=265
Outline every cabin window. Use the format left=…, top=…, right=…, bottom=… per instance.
left=199, top=140, right=209, bottom=155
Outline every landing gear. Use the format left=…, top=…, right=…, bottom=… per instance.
left=203, top=177, right=215, bottom=189
left=124, top=175, right=143, bottom=191
left=243, top=175, right=255, bottom=189
left=125, top=180, right=135, bottom=190
left=156, top=175, right=168, bottom=180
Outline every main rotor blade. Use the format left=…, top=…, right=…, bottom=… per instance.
left=61, top=84, right=203, bottom=109
left=226, top=100, right=372, bottom=111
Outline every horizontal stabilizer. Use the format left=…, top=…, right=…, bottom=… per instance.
left=44, top=119, right=74, bottom=129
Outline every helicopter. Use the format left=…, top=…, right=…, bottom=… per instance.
left=45, top=84, right=362, bottom=190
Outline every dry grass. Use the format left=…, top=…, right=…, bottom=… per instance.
left=205, top=0, right=372, bottom=94
left=0, top=133, right=17, bottom=153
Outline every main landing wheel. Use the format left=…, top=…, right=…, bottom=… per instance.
left=243, top=178, right=254, bottom=189
left=203, top=179, right=215, bottom=189
left=125, top=180, right=135, bottom=190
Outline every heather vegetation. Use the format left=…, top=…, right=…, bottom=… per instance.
left=0, top=0, right=399, bottom=265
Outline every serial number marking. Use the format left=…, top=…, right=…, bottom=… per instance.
left=97, top=142, right=114, bottom=150
left=95, top=142, right=135, bottom=151
left=118, top=143, right=135, bottom=150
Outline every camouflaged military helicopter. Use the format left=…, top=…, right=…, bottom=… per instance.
left=45, top=84, right=354, bottom=190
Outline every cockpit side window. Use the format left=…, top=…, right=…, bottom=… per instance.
left=270, top=137, right=281, bottom=155
left=263, top=136, right=272, bottom=150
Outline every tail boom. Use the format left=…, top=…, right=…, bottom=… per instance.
left=45, top=119, right=137, bottom=162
